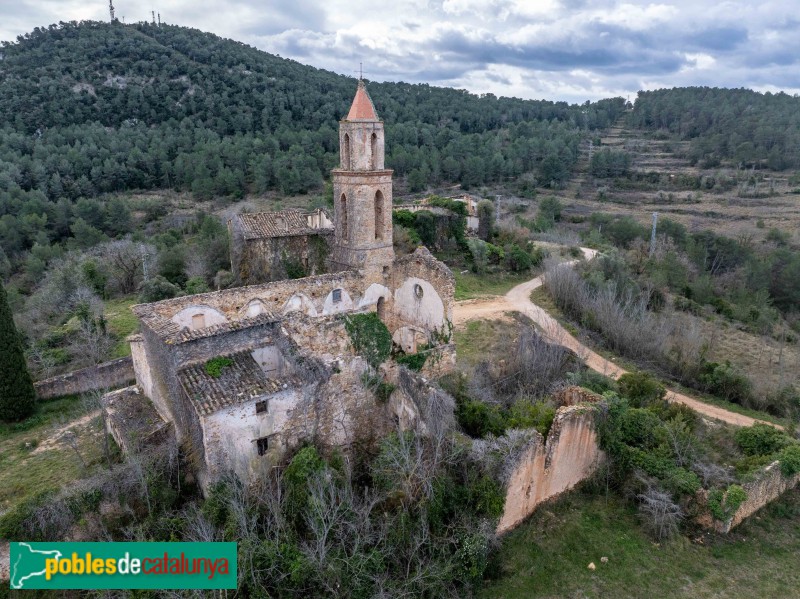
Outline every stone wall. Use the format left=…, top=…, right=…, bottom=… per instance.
left=235, top=232, right=333, bottom=285
left=494, top=404, right=605, bottom=534
left=34, top=357, right=135, bottom=400
left=711, top=462, right=800, bottom=533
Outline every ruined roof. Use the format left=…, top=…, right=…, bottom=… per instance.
left=134, top=311, right=279, bottom=344
left=178, top=351, right=302, bottom=416
left=346, top=81, right=379, bottom=121
left=236, top=209, right=333, bottom=240
left=102, top=385, right=171, bottom=454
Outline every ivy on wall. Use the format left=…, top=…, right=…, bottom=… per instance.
left=344, top=313, right=392, bottom=369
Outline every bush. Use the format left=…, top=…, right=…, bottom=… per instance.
left=456, top=399, right=507, bottom=438
left=184, top=276, right=210, bottom=294
left=708, top=485, right=747, bottom=522
left=139, top=275, right=180, bottom=302
left=283, top=446, right=325, bottom=525
left=779, top=445, right=800, bottom=477
left=396, top=351, right=427, bottom=371
left=699, top=361, right=753, bottom=405
left=568, top=370, right=617, bottom=394
left=734, top=423, right=790, bottom=457
left=505, top=244, right=533, bottom=272
left=618, top=372, right=666, bottom=408
left=505, top=400, right=556, bottom=437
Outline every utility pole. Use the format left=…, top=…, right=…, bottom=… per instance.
left=649, top=211, right=659, bottom=257
left=108, top=0, right=115, bottom=22
left=140, top=244, right=150, bottom=282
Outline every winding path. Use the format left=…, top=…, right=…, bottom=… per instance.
left=453, top=249, right=778, bottom=429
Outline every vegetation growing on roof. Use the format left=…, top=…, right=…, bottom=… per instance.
left=204, top=356, right=234, bottom=378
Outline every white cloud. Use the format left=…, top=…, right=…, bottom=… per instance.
left=2, top=0, right=799, bottom=102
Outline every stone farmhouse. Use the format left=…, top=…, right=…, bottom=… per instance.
left=120, top=81, right=457, bottom=489
left=228, top=208, right=333, bottom=285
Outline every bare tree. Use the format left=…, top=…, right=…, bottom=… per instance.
left=638, top=486, right=683, bottom=540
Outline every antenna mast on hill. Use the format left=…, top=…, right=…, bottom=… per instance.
left=152, top=10, right=156, bottom=25
left=109, top=0, right=116, bottom=22
left=158, top=12, right=161, bottom=26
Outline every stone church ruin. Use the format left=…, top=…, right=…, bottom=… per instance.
left=114, top=81, right=457, bottom=490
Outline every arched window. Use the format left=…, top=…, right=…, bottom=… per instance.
left=370, top=132, right=378, bottom=170
left=341, top=193, right=348, bottom=241
left=343, top=134, right=351, bottom=170
left=374, top=190, right=384, bottom=241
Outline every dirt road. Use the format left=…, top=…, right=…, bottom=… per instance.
left=453, top=249, right=778, bottom=429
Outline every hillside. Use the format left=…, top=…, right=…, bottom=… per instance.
left=0, top=21, right=625, bottom=268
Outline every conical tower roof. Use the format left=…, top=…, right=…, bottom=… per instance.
left=346, top=80, right=379, bottom=121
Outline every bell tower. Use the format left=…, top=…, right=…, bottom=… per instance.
left=329, top=80, right=394, bottom=275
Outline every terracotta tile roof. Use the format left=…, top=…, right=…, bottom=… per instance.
left=237, top=209, right=333, bottom=240
left=346, top=81, right=379, bottom=121
left=133, top=310, right=279, bottom=344
left=178, top=351, right=303, bottom=416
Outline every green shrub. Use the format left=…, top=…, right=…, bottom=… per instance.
left=618, top=371, right=666, bottom=408
left=568, top=370, right=617, bottom=395
left=344, top=313, right=392, bottom=368
left=184, top=276, right=210, bottom=294
left=665, top=467, right=701, bottom=495
left=457, top=399, right=507, bottom=438
left=618, top=408, right=666, bottom=449
left=204, top=356, right=234, bottom=378
left=396, top=350, right=427, bottom=371
left=734, top=423, right=790, bottom=456
left=699, top=361, right=753, bottom=405
left=505, top=400, right=556, bottom=437
left=283, top=446, right=325, bottom=525
left=708, top=485, right=747, bottom=522
left=139, top=275, right=180, bottom=302
left=779, top=445, right=800, bottom=477
left=505, top=244, right=533, bottom=272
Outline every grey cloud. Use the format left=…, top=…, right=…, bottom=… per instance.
left=682, top=26, right=748, bottom=52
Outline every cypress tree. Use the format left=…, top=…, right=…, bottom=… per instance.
left=0, top=281, right=37, bottom=421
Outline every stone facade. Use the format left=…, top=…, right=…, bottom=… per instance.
left=229, top=208, right=333, bottom=285
left=120, top=81, right=457, bottom=490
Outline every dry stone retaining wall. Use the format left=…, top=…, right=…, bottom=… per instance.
left=713, top=462, right=800, bottom=533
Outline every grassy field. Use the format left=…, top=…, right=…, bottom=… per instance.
left=481, top=488, right=800, bottom=598
left=104, top=296, right=140, bottom=358
left=454, top=317, right=529, bottom=366
left=0, top=396, right=108, bottom=516
left=453, top=269, right=534, bottom=300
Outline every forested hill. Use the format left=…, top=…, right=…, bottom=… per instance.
left=0, top=20, right=624, bottom=196
left=630, top=87, right=800, bottom=170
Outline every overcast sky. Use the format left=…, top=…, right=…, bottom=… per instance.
left=2, top=0, right=799, bottom=103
